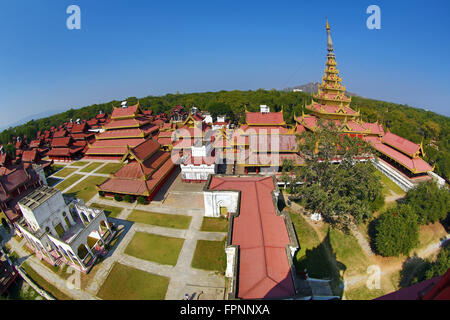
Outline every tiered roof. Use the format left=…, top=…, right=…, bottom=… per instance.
left=365, top=132, right=432, bottom=174
left=86, top=103, right=159, bottom=159
left=305, top=21, right=359, bottom=120
left=97, top=139, right=175, bottom=197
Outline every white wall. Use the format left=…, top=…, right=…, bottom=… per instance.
left=203, top=190, right=239, bottom=217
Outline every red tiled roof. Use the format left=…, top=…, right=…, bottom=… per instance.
left=249, top=135, right=298, bottom=153
left=71, top=123, right=87, bottom=133
left=47, top=147, right=82, bottom=157
left=208, top=176, right=295, bottom=299
left=376, top=269, right=450, bottom=300
left=51, top=137, right=72, bottom=148
left=115, top=151, right=170, bottom=179
left=240, top=125, right=292, bottom=135
left=111, top=104, right=139, bottom=119
left=85, top=146, right=129, bottom=155
left=130, top=139, right=161, bottom=161
left=382, top=132, right=421, bottom=157
left=96, top=128, right=146, bottom=139
left=367, top=139, right=432, bottom=173
left=246, top=112, right=285, bottom=125
left=157, top=137, right=173, bottom=146
left=87, top=119, right=98, bottom=126
left=361, top=122, right=384, bottom=136
left=89, top=138, right=146, bottom=149
left=296, top=124, right=306, bottom=134
left=53, top=130, right=68, bottom=138
left=103, top=117, right=150, bottom=130
left=21, top=150, right=38, bottom=162
left=0, top=165, right=39, bottom=202
left=98, top=156, right=174, bottom=196
left=307, top=103, right=357, bottom=115
left=29, top=140, right=42, bottom=148
left=239, top=150, right=304, bottom=166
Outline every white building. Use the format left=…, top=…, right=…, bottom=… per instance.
left=212, top=115, right=230, bottom=131
left=16, top=186, right=115, bottom=272
left=202, top=112, right=213, bottom=124
left=180, top=142, right=217, bottom=183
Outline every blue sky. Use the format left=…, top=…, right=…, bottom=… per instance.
left=0, top=0, right=448, bottom=129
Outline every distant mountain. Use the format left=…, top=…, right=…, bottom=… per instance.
left=284, top=82, right=360, bottom=97
left=0, top=109, right=64, bottom=131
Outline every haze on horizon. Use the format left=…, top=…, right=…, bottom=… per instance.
left=0, top=0, right=449, bottom=130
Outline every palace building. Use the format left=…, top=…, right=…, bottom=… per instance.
left=85, top=102, right=159, bottom=160
left=96, top=138, right=176, bottom=202
left=0, top=154, right=44, bottom=225
left=16, top=186, right=115, bottom=273
left=295, top=20, right=433, bottom=188
left=213, top=105, right=303, bottom=177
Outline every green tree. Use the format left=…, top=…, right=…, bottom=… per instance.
left=292, top=122, right=383, bottom=231
left=404, top=180, right=450, bottom=225
left=374, top=205, right=419, bottom=257
left=4, top=144, right=16, bottom=158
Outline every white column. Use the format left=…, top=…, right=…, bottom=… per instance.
left=49, top=225, right=59, bottom=238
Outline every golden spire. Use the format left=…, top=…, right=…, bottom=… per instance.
left=326, top=19, right=334, bottom=53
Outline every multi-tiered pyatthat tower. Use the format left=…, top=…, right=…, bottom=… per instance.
left=305, top=20, right=359, bottom=120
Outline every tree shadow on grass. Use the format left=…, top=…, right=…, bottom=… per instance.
left=294, top=230, right=346, bottom=298
left=368, top=218, right=379, bottom=254
left=399, top=255, right=429, bottom=288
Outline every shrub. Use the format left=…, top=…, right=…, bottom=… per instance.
left=374, top=204, right=419, bottom=257
left=123, top=195, right=134, bottom=203
left=137, top=196, right=149, bottom=205
left=98, top=191, right=104, bottom=197
left=114, top=194, right=123, bottom=202
left=404, top=181, right=450, bottom=225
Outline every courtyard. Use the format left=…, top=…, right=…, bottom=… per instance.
left=3, top=160, right=227, bottom=300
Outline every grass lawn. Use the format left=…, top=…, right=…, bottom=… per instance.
left=54, top=174, right=84, bottom=191
left=200, top=217, right=228, bottom=232
left=71, top=161, right=89, bottom=167
left=290, top=212, right=338, bottom=280
left=95, top=162, right=124, bottom=175
left=127, top=210, right=192, bottom=229
left=46, top=177, right=61, bottom=187
left=65, top=176, right=108, bottom=202
left=90, top=203, right=123, bottom=218
left=97, top=263, right=169, bottom=300
left=417, top=222, right=447, bottom=251
left=21, top=262, right=72, bottom=300
left=80, top=162, right=103, bottom=173
left=328, top=228, right=370, bottom=275
left=52, top=164, right=66, bottom=170
left=124, top=232, right=184, bottom=266
left=53, top=167, right=78, bottom=178
left=375, top=170, right=406, bottom=197
left=191, top=239, right=226, bottom=273
left=345, top=271, right=401, bottom=300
